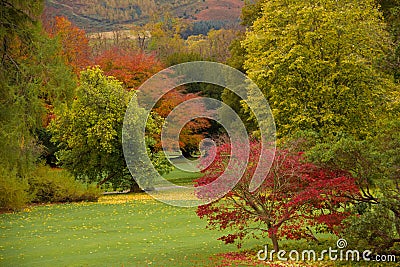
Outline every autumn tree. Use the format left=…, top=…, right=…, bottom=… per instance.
left=242, top=0, right=396, bottom=139
left=153, top=88, right=211, bottom=157
left=50, top=67, right=171, bottom=191
left=195, top=141, right=359, bottom=251
left=44, top=16, right=92, bottom=74
left=0, top=0, right=77, bottom=209
left=94, top=46, right=163, bottom=90
left=93, top=45, right=211, bottom=156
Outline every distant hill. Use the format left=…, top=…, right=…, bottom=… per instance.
left=44, top=0, right=244, bottom=33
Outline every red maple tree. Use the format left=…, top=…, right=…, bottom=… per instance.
left=195, top=140, right=360, bottom=251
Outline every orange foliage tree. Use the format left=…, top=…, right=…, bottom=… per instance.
left=153, top=89, right=211, bottom=157
left=94, top=46, right=163, bottom=90
left=44, top=16, right=92, bottom=74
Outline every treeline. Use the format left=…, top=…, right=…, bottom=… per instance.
left=88, top=16, right=240, bottom=63
left=180, top=19, right=241, bottom=39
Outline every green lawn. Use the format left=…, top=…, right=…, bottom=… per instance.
left=1, top=162, right=396, bottom=267
left=163, top=168, right=203, bottom=186
left=0, top=194, right=260, bottom=267
left=1, top=194, right=397, bottom=266
left=156, top=156, right=203, bottom=187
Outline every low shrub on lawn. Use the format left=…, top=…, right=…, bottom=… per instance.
left=29, top=166, right=101, bottom=203
left=0, top=168, right=30, bottom=211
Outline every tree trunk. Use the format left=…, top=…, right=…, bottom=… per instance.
left=97, top=173, right=116, bottom=187
left=271, top=233, right=279, bottom=252
left=306, top=226, right=320, bottom=243
left=391, top=209, right=400, bottom=237
left=130, top=181, right=144, bottom=193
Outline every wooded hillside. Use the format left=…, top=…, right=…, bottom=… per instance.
left=44, top=0, right=244, bottom=32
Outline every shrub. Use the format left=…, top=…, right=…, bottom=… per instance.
left=0, top=169, right=30, bottom=211
left=29, top=166, right=101, bottom=203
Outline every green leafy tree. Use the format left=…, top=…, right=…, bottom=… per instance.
left=304, top=92, right=399, bottom=253
left=0, top=0, right=77, bottom=210
left=0, top=0, right=75, bottom=173
left=50, top=67, right=171, bottom=191
left=240, top=0, right=266, bottom=28
left=231, top=0, right=400, bottom=254
left=377, top=0, right=400, bottom=82
left=242, top=0, right=396, bottom=139
left=146, top=15, right=187, bottom=59
left=307, top=117, right=400, bottom=254
left=221, top=0, right=266, bottom=133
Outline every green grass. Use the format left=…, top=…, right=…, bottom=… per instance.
left=1, top=194, right=398, bottom=266
left=160, top=156, right=203, bottom=186
left=0, top=195, right=259, bottom=267
left=163, top=168, right=203, bottom=186
left=1, top=162, right=397, bottom=266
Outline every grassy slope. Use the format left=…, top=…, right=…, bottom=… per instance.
left=162, top=156, right=203, bottom=186
left=0, top=195, right=259, bottom=266
left=1, top=195, right=397, bottom=266
left=163, top=168, right=203, bottom=186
